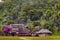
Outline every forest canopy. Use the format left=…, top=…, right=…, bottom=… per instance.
left=0, top=0, right=60, bottom=34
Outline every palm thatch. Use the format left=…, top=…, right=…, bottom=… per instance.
left=36, top=29, right=52, bottom=34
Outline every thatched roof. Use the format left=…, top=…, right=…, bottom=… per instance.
left=19, top=26, right=30, bottom=34
left=35, top=29, right=52, bottom=34
left=10, top=24, right=24, bottom=28
left=10, top=24, right=30, bottom=34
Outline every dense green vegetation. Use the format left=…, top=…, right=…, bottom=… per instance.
left=0, top=0, right=60, bottom=34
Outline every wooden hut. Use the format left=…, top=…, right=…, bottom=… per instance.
left=35, top=29, right=52, bottom=36
left=10, top=24, right=31, bottom=36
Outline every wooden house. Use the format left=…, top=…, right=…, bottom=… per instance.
left=10, top=24, right=31, bottom=36
left=35, top=29, right=52, bottom=36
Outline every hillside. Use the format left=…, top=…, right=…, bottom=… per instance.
left=0, top=0, right=60, bottom=34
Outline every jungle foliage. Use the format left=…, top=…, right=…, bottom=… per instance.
left=0, top=0, right=60, bottom=34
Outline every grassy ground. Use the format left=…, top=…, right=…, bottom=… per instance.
left=0, top=36, right=60, bottom=40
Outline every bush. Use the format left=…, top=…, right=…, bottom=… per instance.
left=6, top=20, right=14, bottom=25
left=0, top=24, right=3, bottom=31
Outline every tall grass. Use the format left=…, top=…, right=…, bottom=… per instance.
left=0, top=36, right=60, bottom=40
